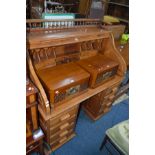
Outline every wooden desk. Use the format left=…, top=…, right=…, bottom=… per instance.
left=26, top=19, right=126, bottom=151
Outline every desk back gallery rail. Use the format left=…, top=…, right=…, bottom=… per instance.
left=26, top=19, right=102, bottom=33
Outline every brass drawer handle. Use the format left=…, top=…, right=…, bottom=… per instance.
left=60, top=113, right=70, bottom=121
left=59, top=130, right=68, bottom=137
left=60, top=123, right=69, bottom=130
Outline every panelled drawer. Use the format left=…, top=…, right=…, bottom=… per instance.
left=50, top=106, right=79, bottom=126
left=50, top=115, right=76, bottom=135
left=100, top=101, right=112, bottom=109
left=56, top=54, right=80, bottom=65
left=50, top=123, right=75, bottom=142
left=50, top=128, right=74, bottom=146
left=105, top=84, right=119, bottom=96
left=99, top=91, right=116, bottom=114
left=100, top=84, right=119, bottom=104
left=101, top=94, right=115, bottom=105
left=99, top=105, right=111, bottom=114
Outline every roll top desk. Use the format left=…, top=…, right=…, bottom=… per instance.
left=26, top=19, right=126, bottom=151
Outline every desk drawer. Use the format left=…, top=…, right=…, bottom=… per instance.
left=105, top=84, right=119, bottom=96
left=50, top=124, right=74, bottom=142
left=56, top=54, right=80, bottom=65
left=50, top=115, right=76, bottom=135
left=100, top=101, right=112, bottom=109
left=99, top=105, right=111, bottom=114
left=101, top=94, right=115, bottom=105
left=50, top=105, right=79, bottom=126
left=50, top=128, right=74, bottom=147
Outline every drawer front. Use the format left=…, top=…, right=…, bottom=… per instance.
left=53, top=80, right=89, bottom=104
left=50, top=116, right=76, bottom=135
left=100, top=84, right=120, bottom=104
left=50, top=123, right=75, bottom=142
left=99, top=105, right=111, bottom=114
left=56, top=54, right=80, bottom=65
left=50, top=128, right=74, bottom=147
left=100, top=101, right=112, bottom=109
left=50, top=106, right=79, bottom=126
left=95, top=68, right=118, bottom=85
left=101, top=94, right=115, bottom=104
left=105, top=84, right=120, bottom=96
left=99, top=89, right=117, bottom=114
